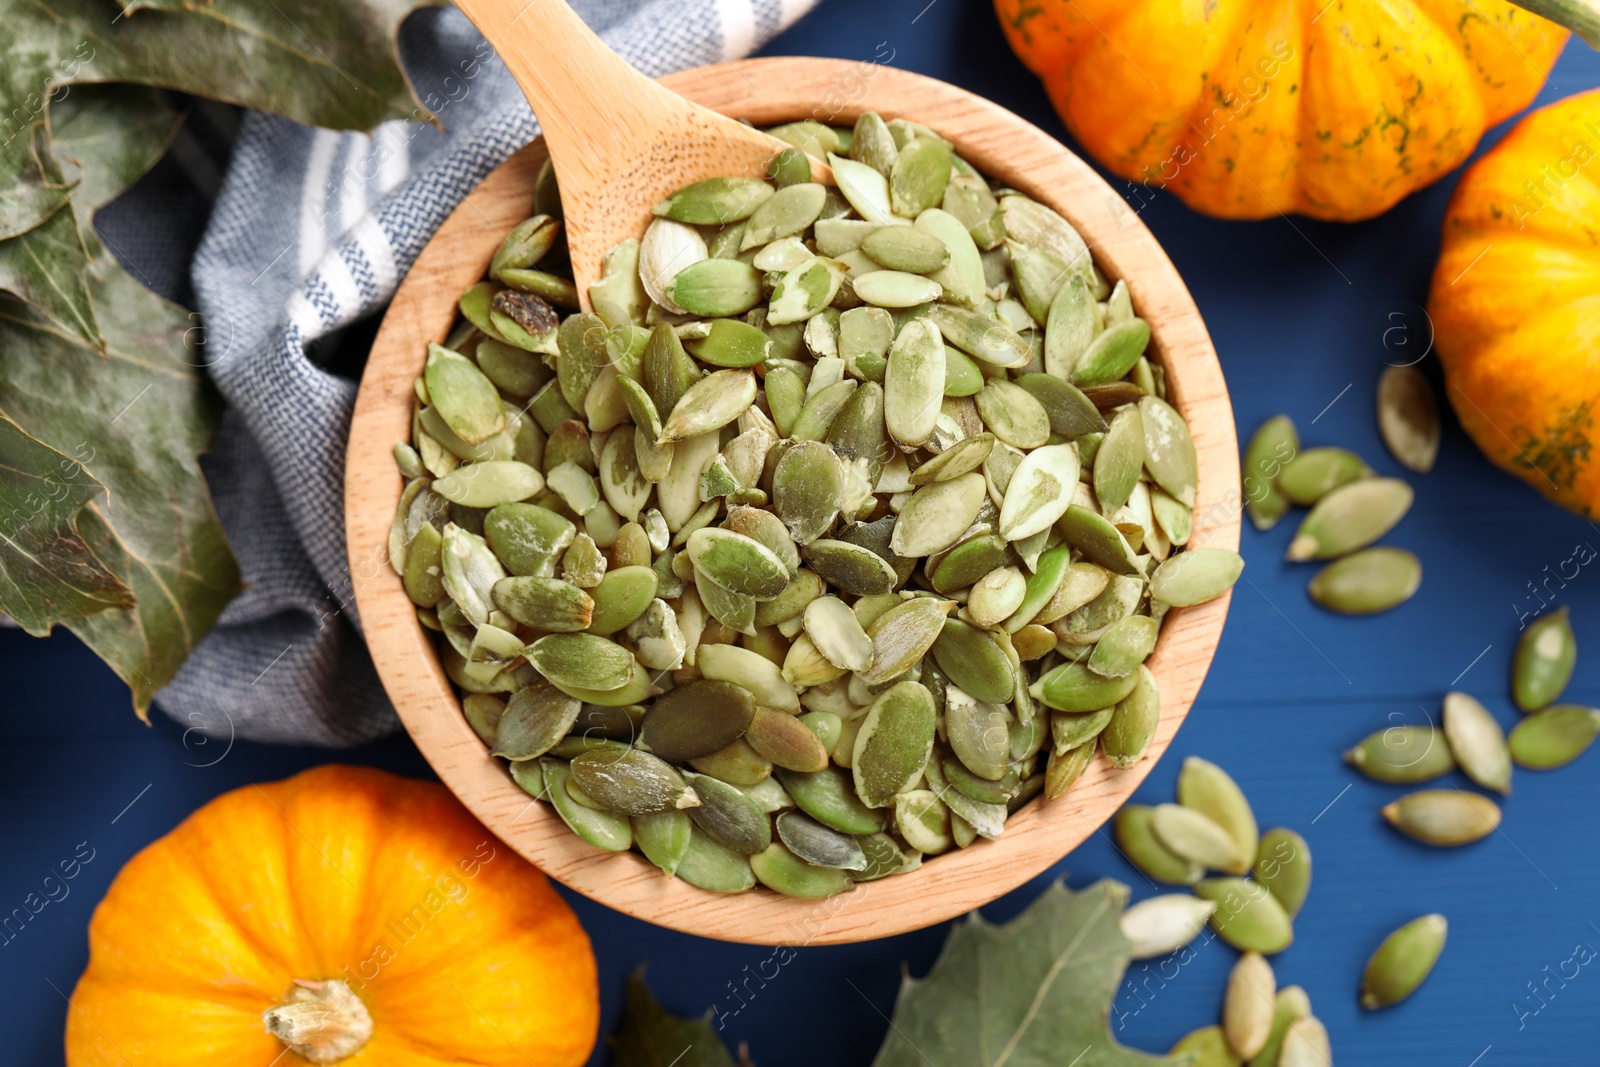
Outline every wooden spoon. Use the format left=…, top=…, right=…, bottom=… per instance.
left=452, top=0, right=813, bottom=303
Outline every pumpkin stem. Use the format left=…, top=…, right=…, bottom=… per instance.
left=1509, top=0, right=1600, bottom=48
left=262, top=979, right=374, bottom=1064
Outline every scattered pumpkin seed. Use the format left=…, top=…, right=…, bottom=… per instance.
left=1114, top=805, right=1203, bottom=885
left=1344, top=724, right=1455, bottom=783
left=1508, top=704, right=1600, bottom=769
left=1512, top=607, right=1576, bottom=712
left=1152, top=803, right=1249, bottom=874
left=1286, top=478, right=1413, bottom=561
left=1193, top=878, right=1294, bottom=955
left=1441, top=691, right=1512, bottom=795
left=1307, top=546, right=1421, bottom=614
left=1360, top=914, right=1446, bottom=1010
left=1121, top=893, right=1217, bottom=960
left=1252, top=828, right=1311, bottom=918
left=1376, top=365, right=1440, bottom=473
left=1276, top=447, right=1367, bottom=506
left=1224, top=952, right=1277, bottom=1060
left=1381, top=789, right=1501, bottom=846
left=1242, top=414, right=1297, bottom=531
left=1178, top=757, right=1259, bottom=873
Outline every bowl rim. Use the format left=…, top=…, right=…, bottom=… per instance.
left=346, top=55, right=1240, bottom=945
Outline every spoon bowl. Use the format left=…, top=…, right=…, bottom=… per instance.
left=347, top=57, right=1239, bottom=944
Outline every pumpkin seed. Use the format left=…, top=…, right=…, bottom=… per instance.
left=861, top=226, right=950, bottom=273
left=640, top=680, right=755, bottom=762
left=1056, top=505, right=1144, bottom=576
left=1441, top=691, right=1512, bottom=795
left=1508, top=704, right=1600, bottom=769
left=698, top=643, right=799, bottom=713
left=999, top=194, right=1091, bottom=277
left=685, top=527, right=790, bottom=601
left=1150, top=548, right=1245, bottom=606
left=776, top=765, right=887, bottom=834
left=633, top=810, right=693, bottom=877
left=852, top=681, right=937, bottom=807
left=1094, top=406, right=1146, bottom=512
left=1168, top=1026, right=1240, bottom=1067
left=1177, top=758, right=1258, bottom=873
left=689, top=737, right=772, bottom=786
left=491, top=576, right=591, bottom=631
left=1377, top=365, right=1440, bottom=473
left=929, top=303, right=1032, bottom=368
left=773, top=439, right=845, bottom=544
left=893, top=789, right=953, bottom=854
left=659, top=370, right=756, bottom=444
left=1242, top=414, right=1298, bottom=531
left=929, top=533, right=1008, bottom=593
left=1152, top=803, right=1248, bottom=873
left=684, top=318, right=771, bottom=368
left=967, top=566, right=1028, bottom=629
left=638, top=217, right=706, bottom=314
left=851, top=832, right=922, bottom=881
left=746, top=706, right=830, bottom=773
left=543, top=759, right=633, bottom=852
left=433, top=460, right=543, bottom=508
left=803, top=595, right=876, bottom=671
left=490, top=213, right=560, bottom=276
left=889, top=137, right=952, bottom=217
left=1307, top=547, right=1421, bottom=614
left=750, top=841, right=854, bottom=899
left=426, top=345, right=505, bottom=445
left=941, top=783, right=1007, bottom=839
left=508, top=756, right=546, bottom=798
left=1252, top=828, right=1311, bottom=918
left=884, top=318, right=946, bottom=448
left=1071, top=317, right=1150, bottom=387
left=1088, top=615, right=1159, bottom=679
left=1344, top=725, right=1455, bottom=783
left=1052, top=707, right=1115, bottom=753
left=1286, top=478, right=1413, bottom=561
left=1043, top=740, right=1096, bottom=800
left=1512, top=607, right=1576, bottom=712
left=800, top=539, right=897, bottom=598
left=490, top=681, right=581, bottom=760
left=1121, top=894, right=1217, bottom=960
left=570, top=749, right=699, bottom=815
left=917, top=208, right=985, bottom=307
left=932, top=620, right=1014, bottom=704
left=1001, top=545, right=1072, bottom=632
left=890, top=473, right=988, bottom=557
left=1277, top=1017, right=1330, bottom=1067
left=775, top=810, right=867, bottom=870
left=945, top=689, right=1014, bottom=780
left=1137, top=395, right=1198, bottom=507
left=1032, top=661, right=1140, bottom=713
left=685, top=771, right=772, bottom=854
left=440, top=525, right=507, bottom=627
left=1276, top=446, right=1367, bottom=506
left=910, top=433, right=995, bottom=488
left=1036, top=562, right=1112, bottom=626
left=770, top=257, right=848, bottom=325
left=1193, top=878, right=1294, bottom=955
left=655, top=178, right=773, bottom=227
left=828, top=153, right=895, bottom=223
left=1252, top=986, right=1312, bottom=1067
left=974, top=379, right=1051, bottom=450
left=675, top=827, right=757, bottom=893
left=1382, top=789, right=1501, bottom=846
left=1361, top=914, right=1446, bottom=1010
left=1114, top=805, right=1203, bottom=885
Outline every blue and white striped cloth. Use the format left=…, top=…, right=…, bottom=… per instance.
left=160, top=1, right=818, bottom=745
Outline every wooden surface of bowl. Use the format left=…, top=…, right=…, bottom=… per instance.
left=346, top=56, right=1239, bottom=944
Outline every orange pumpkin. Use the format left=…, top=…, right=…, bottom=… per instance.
left=67, top=765, right=598, bottom=1067
left=1428, top=88, right=1600, bottom=519
left=994, top=0, right=1570, bottom=220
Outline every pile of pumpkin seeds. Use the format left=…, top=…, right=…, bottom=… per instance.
left=1169, top=952, right=1331, bottom=1066
left=1243, top=406, right=1421, bottom=615
left=387, top=111, right=1244, bottom=899
left=1346, top=607, right=1593, bottom=846
left=1116, top=758, right=1309, bottom=958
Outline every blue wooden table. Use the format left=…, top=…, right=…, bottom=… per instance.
left=3, top=1, right=1597, bottom=1062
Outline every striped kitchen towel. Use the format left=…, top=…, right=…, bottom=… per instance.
left=158, top=0, right=819, bottom=746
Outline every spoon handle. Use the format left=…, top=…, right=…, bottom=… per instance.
left=452, top=0, right=691, bottom=180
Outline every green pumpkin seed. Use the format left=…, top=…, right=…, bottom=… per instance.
left=1344, top=725, right=1455, bottom=783
left=998, top=194, right=1091, bottom=277
left=684, top=317, right=771, bottom=368
left=1193, top=878, right=1294, bottom=955
left=1168, top=1026, right=1240, bottom=1067
left=1002, top=545, right=1072, bottom=632
left=1036, top=562, right=1112, bottom=626
left=776, top=765, right=887, bottom=834
left=1052, top=707, right=1115, bottom=752
left=490, top=681, right=581, bottom=760
left=945, top=689, right=1014, bottom=781
left=659, top=370, right=756, bottom=444
left=403, top=522, right=446, bottom=607
left=940, top=782, right=1007, bottom=839
left=490, top=213, right=560, bottom=276
left=797, top=539, right=895, bottom=598
left=774, top=810, right=867, bottom=870
left=928, top=304, right=1032, bottom=368
left=1092, top=407, right=1146, bottom=513
left=1114, top=805, right=1202, bottom=885
left=542, top=759, right=633, bottom=851
left=1032, top=661, right=1141, bottom=713
left=1381, top=789, right=1501, bottom=846
left=1286, top=478, right=1413, bottom=561
left=460, top=692, right=505, bottom=747
left=1056, top=505, right=1144, bottom=576
left=917, top=208, right=985, bottom=307
left=1513, top=607, right=1576, bottom=712
left=852, top=681, right=937, bottom=807
left=1071, top=317, right=1150, bottom=387
left=1307, top=547, right=1421, bottom=614
left=1509, top=704, right=1600, bottom=769
left=1377, top=365, right=1440, bottom=473
left=508, top=755, right=546, bottom=798
left=1276, top=446, right=1367, bottom=506
left=893, top=789, right=952, bottom=854
left=440, top=525, right=506, bottom=627
left=698, top=643, right=799, bottom=712
left=769, top=257, right=848, bottom=325
left=688, top=737, right=772, bottom=786
left=1043, top=740, right=1095, bottom=800
left=491, top=576, right=591, bottom=631
left=1150, top=548, right=1245, bottom=606
left=633, top=810, right=693, bottom=877
left=639, top=680, right=756, bottom=762
left=753, top=568, right=824, bottom=628
left=941, top=345, right=984, bottom=397
left=889, top=137, right=952, bottom=217
left=824, top=153, right=892, bottom=223
left=861, top=226, right=949, bottom=273
left=773, top=439, right=845, bottom=544
left=849, top=112, right=898, bottom=176
left=883, top=318, right=946, bottom=448
left=942, top=757, right=1021, bottom=805
left=527, top=633, right=635, bottom=691
left=1251, top=986, right=1312, bottom=1067
left=1138, top=395, right=1198, bottom=507
left=910, top=434, right=995, bottom=489
left=585, top=566, right=658, bottom=636
left=1088, top=615, right=1159, bottom=679
left=684, top=771, right=772, bottom=854
left=1441, top=691, right=1512, bottom=795
left=1152, top=802, right=1248, bottom=873
left=1252, top=828, right=1312, bottom=919
left=890, top=473, right=987, bottom=557
left=932, top=619, right=1014, bottom=704
left=1177, top=757, right=1258, bottom=873
left=996, top=442, right=1080, bottom=543
left=426, top=344, right=505, bottom=445
left=967, top=566, right=1028, bottom=629
left=570, top=749, right=699, bottom=815
left=974, top=379, right=1051, bottom=450
left=928, top=532, right=1007, bottom=594
left=675, top=827, right=757, bottom=893
left=654, top=177, right=773, bottom=225
left=433, top=460, right=543, bottom=508
left=1361, top=913, right=1446, bottom=1010
left=1242, top=414, right=1298, bottom=531
left=750, top=841, right=854, bottom=899
left=1121, top=894, right=1217, bottom=959
left=803, top=595, right=875, bottom=671
left=499, top=267, right=579, bottom=309
left=746, top=706, right=830, bottom=772
left=685, top=527, right=790, bottom=601
left=662, top=255, right=761, bottom=319
left=851, top=832, right=922, bottom=881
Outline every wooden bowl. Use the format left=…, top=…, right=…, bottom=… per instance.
left=347, top=57, right=1239, bottom=945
